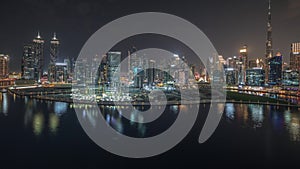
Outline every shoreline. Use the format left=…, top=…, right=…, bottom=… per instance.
left=7, top=88, right=300, bottom=108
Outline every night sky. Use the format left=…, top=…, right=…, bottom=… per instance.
left=1, top=0, right=300, bottom=72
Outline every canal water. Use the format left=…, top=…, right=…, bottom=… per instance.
left=1, top=93, right=300, bottom=168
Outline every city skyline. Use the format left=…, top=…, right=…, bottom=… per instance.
left=1, top=1, right=300, bottom=167
left=1, top=0, right=300, bottom=72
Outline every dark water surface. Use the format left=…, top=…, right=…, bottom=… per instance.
left=1, top=93, right=300, bottom=168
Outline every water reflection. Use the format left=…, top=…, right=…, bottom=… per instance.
left=1, top=92, right=300, bottom=143
left=249, top=104, right=264, bottom=128
left=24, top=99, right=33, bottom=127
left=224, top=103, right=300, bottom=142
left=49, top=113, right=59, bottom=134
left=21, top=98, right=67, bottom=136
left=270, top=106, right=285, bottom=133
left=33, top=112, right=44, bottom=136
left=284, top=110, right=300, bottom=141
left=54, top=102, right=68, bottom=116
left=225, top=103, right=235, bottom=120
left=78, top=104, right=181, bottom=138
left=2, top=93, right=8, bottom=115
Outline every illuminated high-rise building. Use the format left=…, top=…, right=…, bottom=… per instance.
left=90, top=55, right=101, bottom=85
left=282, top=70, right=299, bottom=86
left=265, top=0, right=273, bottom=82
left=147, top=60, right=156, bottom=86
left=0, top=54, right=9, bottom=78
left=48, top=33, right=60, bottom=82
left=290, top=42, right=300, bottom=71
left=268, top=52, right=282, bottom=85
left=246, top=68, right=265, bottom=86
left=22, top=44, right=35, bottom=79
left=239, top=45, right=248, bottom=84
left=32, top=32, right=45, bottom=81
left=128, top=46, right=139, bottom=82
left=240, top=45, right=248, bottom=69
left=74, top=58, right=87, bottom=84
left=107, top=52, right=121, bottom=88
left=225, top=68, right=238, bottom=86
left=98, top=54, right=108, bottom=84
left=265, top=0, right=273, bottom=59
left=226, top=56, right=240, bottom=70
left=55, top=62, right=68, bottom=83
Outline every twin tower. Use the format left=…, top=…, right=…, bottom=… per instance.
left=22, top=32, right=60, bottom=82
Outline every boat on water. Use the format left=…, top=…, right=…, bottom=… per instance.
left=1, top=88, right=7, bottom=93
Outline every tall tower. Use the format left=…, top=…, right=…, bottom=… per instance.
left=266, top=0, right=273, bottom=59
left=239, top=45, right=248, bottom=85
left=290, top=42, right=300, bottom=71
left=50, top=33, right=59, bottom=64
left=0, top=54, right=9, bottom=78
left=240, top=45, right=248, bottom=69
left=265, top=0, right=273, bottom=83
left=107, top=52, right=121, bottom=89
left=22, top=44, right=34, bottom=79
left=49, top=33, right=60, bottom=82
left=268, top=52, right=282, bottom=85
left=32, top=31, right=44, bottom=81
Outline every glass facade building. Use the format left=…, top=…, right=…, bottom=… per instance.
left=107, top=52, right=121, bottom=89
left=0, top=54, right=9, bottom=78
left=268, top=53, right=282, bottom=85
left=48, top=33, right=60, bottom=82
left=282, top=70, right=299, bottom=86
left=21, top=44, right=35, bottom=79
left=246, top=68, right=265, bottom=86
left=225, top=68, right=238, bottom=86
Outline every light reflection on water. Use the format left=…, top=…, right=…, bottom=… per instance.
left=225, top=103, right=235, bottom=120
left=77, top=103, right=184, bottom=138
left=249, top=104, right=264, bottom=128
left=33, top=112, right=44, bottom=136
left=2, top=92, right=300, bottom=168
left=2, top=93, right=8, bottom=115
left=1, top=92, right=300, bottom=142
left=54, top=102, right=68, bottom=116
left=18, top=96, right=67, bottom=136
left=284, top=110, right=300, bottom=141
left=224, top=103, right=300, bottom=142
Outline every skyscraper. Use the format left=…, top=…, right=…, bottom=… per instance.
left=32, top=32, right=44, bottom=81
left=225, top=68, right=238, bottom=86
left=290, top=42, right=300, bottom=71
left=147, top=60, right=156, bottom=86
left=268, top=52, right=282, bottom=85
left=240, top=45, right=248, bottom=69
left=265, top=0, right=273, bottom=83
left=107, top=52, right=121, bottom=89
left=239, top=45, right=248, bottom=84
left=55, top=62, right=68, bottom=83
left=21, top=44, right=35, bottom=79
left=0, top=54, right=9, bottom=78
left=265, top=0, right=273, bottom=59
left=128, top=47, right=140, bottom=83
left=74, top=58, right=87, bottom=84
left=246, top=68, right=265, bottom=86
left=282, top=70, right=299, bottom=86
left=48, top=33, right=60, bottom=82
left=98, top=54, right=108, bottom=84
